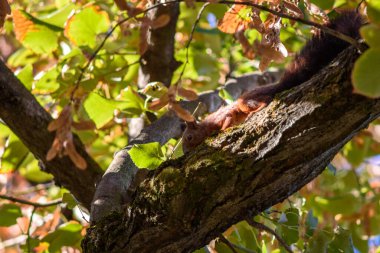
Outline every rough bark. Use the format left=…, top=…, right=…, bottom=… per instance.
left=0, top=60, right=103, bottom=210
left=83, top=47, right=379, bottom=252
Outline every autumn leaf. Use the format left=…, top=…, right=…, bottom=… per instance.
left=218, top=4, right=251, bottom=34
left=46, top=105, right=88, bottom=170
left=148, top=94, right=170, bottom=111
left=12, top=9, right=38, bottom=41
left=150, top=14, right=171, bottom=29
left=169, top=102, right=195, bottom=122
left=177, top=87, right=198, bottom=101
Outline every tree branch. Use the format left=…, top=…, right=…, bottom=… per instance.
left=0, top=60, right=103, bottom=210
left=0, top=194, right=62, bottom=208
left=83, top=47, right=378, bottom=252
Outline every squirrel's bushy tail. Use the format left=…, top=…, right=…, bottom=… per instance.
left=279, top=11, right=363, bottom=90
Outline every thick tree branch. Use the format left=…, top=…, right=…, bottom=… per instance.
left=0, top=60, right=103, bottom=210
left=83, top=47, right=378, bottom=252
left=91, top=72, right=279, bottom=222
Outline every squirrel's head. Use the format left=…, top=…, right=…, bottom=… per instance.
left=181, top=121, right=207, bottom=154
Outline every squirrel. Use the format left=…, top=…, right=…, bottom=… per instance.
left=182, top=11, right=363, bottom=153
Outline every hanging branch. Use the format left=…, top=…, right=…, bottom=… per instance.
left=0, top=194, right=62, bottom=208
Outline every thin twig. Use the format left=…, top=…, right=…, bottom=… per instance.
left=0, top=194, right=62, bottom=207
left=176, top=2, right=210, bottom=84
left=246, top=219, right=293, bottom=253
left=196, top=0, right=362, bottom=50
left=219, top=234, right=239, bottom=253
left=26, top=207, right=36, bottom=253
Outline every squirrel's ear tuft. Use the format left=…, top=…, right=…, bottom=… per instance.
left=185, top=121, right=198, bottom=129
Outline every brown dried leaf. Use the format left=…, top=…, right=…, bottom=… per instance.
left=169, top=102, right=194, bottom=122
left=284, top=1, right=304, bottom=18
left=0, top=0, right=10, bottom=28
left=65, top=140, right=87, bottom=170
left=46, top=138, right=60, bottom=161
left=235, top=29, right=255, bottom=60
left=72, top=120, right=96, bottom=130
left=177, top=87, right=198, bottom=101
left=218, top=3, right=250, bottom=34
left=255, top=41, right=287, bottom=71
left=148, top=94, right=169, bottom=111
left=150, top=14, right=170, bottom=29
left=47, top=105, right=72, bottom=131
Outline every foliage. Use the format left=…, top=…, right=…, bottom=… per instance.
left=0, top=0, right=380, bottom=252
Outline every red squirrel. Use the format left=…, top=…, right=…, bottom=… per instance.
left=182, top=11, right=363, bottom=153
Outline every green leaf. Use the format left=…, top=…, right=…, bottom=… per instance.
left=19, top=156, right=53, bottom=183
left=277, top=208, right=299, bottom=245
left=64, top=6, right=110, bottom=48
left=40, top=3, right=76, bottom=28
left=352, top=48, right=380, bottom=98
left=83, top=92, right=135, bottom=128
left=327, top=227, right=354, bottom=253
left=367, top=0, right=380, bottom=25
left=14, top=10, right=61, bottom=54
left=16, top=64, right=34, bottom=90
left=42, top=222, right=83, bottom=253
left=34, top=67, right=60, bottom=93
left=310, top=0, right=334, bottom=9
left=314, top=194, right=360, bottom=215
left=360, top=24, right=380, bottom=49
left=219, top=89, right=234, bottom=104
left=0, top=134, right=29, bottom=172
left=306, top=229, right=331, bottom=253
left=0, top=204, right=23, bottom=227
left=7, top=48, right=39, bottom=68
left=62, top=193, right=77, bottom=209
left=128, top=142, right=165, bottom=170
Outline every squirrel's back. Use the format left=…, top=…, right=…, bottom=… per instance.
left=279, top=11, right=363, bottom=90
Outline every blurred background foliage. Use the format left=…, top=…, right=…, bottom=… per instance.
left=1, top=0, right=380, bottom=252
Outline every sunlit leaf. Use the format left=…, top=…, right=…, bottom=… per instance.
left=128, top=142, right=165, bottom=170
left=360, top=24, right=380, bottom=49
left=13, top=9, right=61, bottom=54
left=367, top=0, right=380, bottom=25
left=62, top=193, right=77, bottom=209
left=83, top=92, right=137, bottom=128
left=16, top=64, right=33, bottom=90
left=352, top=49, right=380, bottom=98
left=64, top=6, right=110, bottom=48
